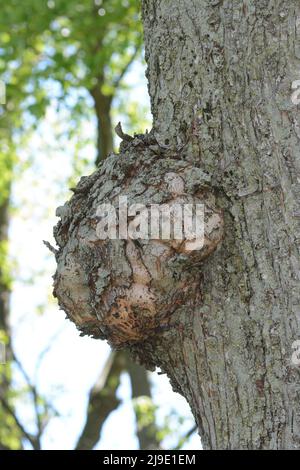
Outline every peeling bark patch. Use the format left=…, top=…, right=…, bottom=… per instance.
left=52, top=139, right=224, bottom=347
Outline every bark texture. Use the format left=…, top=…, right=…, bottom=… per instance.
left=53, top=0, right=300, bottom=449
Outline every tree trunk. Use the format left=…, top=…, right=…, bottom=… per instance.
left=126, top=355, right=159, bottom=449
left=0, top=189, right=21, bottom=448
left=75, top=351, right=126, bottom=450
left=53, top=0, right=300, bottom=450
left=0, top=195, right=11, bottom=407
left=0, top=196, right=10, bottom=336
left=138, top=0, right=300, bottom=449
left=90, top=86, right=113, bottom=166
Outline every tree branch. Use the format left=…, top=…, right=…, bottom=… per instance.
left=75, top=351, right=126, bottom=450
left=174, top=425, right=197, bottom=450
left=0, top=397, right=40, bottom=450
left=113, top=43, right=142, bottom=90
left=126, top=354, right=159, bottom=450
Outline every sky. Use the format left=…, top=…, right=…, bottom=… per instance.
left=8, top=61, right=201, bottom=450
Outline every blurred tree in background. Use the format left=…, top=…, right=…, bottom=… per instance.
left=0, top=0, right=196, bottom=450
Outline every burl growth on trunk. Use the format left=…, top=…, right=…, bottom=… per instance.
left=52, top=134, right=224, bottom=348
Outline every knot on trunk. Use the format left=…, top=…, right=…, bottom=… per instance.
left=52, top=141, right=224, bottom=347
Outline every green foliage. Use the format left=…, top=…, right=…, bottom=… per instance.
left=0, top=0, right=143, bottom=126
left=0, top=328, right=21, bottom=449
left=0, top=0, right=144, bottom=191
left=0, top=150, right=14, bottom=206
left=114, top=98, right=150, bottom=136
left=0, top=240, right=12, bottom=289
left=133, top=396, right=157, bottom=432
left=0, top=403, right=22, bottom=450
left=133, top=396, right=195, bottom=450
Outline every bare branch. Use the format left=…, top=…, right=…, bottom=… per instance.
left=115, top=122, right=134, bottom=142
left=126, top=355, right=160, bottom=450
left=12, top=353, right=43, bottom=443
left=113, top=44, right=142, bottom=89
left=0, top=397, right=40, bottom=450
left=174, top=425, right=197, bottom=450
left=43, top=240, right=58, bottom=255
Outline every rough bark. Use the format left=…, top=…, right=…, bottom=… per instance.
left=53, top=0, right=300, bottom=450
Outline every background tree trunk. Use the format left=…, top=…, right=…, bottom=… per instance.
left=126, top=355, right=159, bottom=449
left=0, top=196, right=10, bottom=338
left=137, top=0, right=300, bottom=449
left=75, top=351, right=126, bottom=450
left=0, top=195, right=12, bottom=408
left=91, top=85, right=114, bottom=166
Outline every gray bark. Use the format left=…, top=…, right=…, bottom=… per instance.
left=53, top=0, right=300, bottom=449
